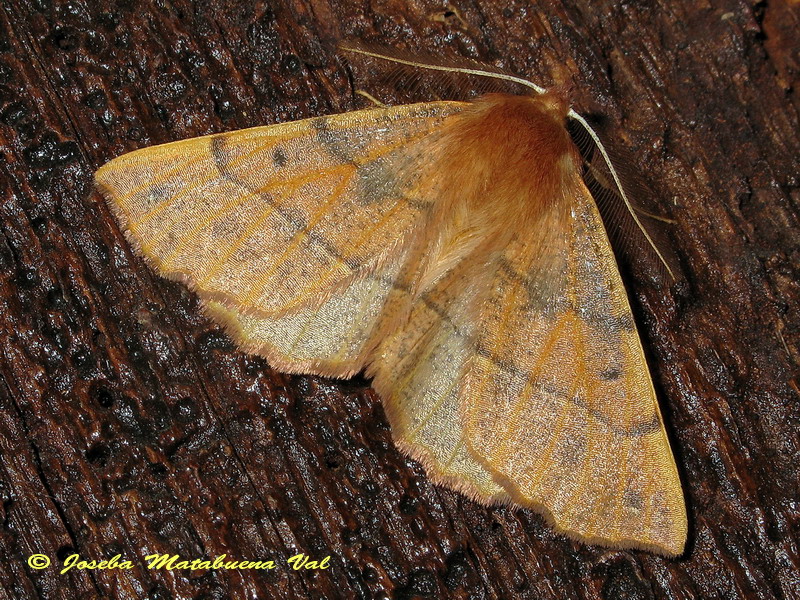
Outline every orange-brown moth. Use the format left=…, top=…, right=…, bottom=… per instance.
left=95, top=44, right=687, bottom=555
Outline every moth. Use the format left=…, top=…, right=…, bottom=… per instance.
left=96, top=44, right=687, bottom=555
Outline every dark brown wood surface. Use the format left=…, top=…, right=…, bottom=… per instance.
left=1, top=1, right=798, bottom=598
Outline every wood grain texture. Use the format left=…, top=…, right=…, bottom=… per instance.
left=0, top=0, right=797, bottom=599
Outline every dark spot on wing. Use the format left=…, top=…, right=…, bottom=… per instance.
left=623, top=487, right=645, bottom=511
left=356, top=158, right=401, bottom=205
left=313, top=116, right=359, bottom=163
left=611, top=312, right=636, bottom=332
left=600, top=366, right=622, bottom=381
left=573, top=298, right=633, bottom=330
left=621, top=413, right=660, bottom=437
left=272, top=146, right=287, bottom=168
left=146, top=183, right=169, bottom=203
left=281, top=205, right=308, bottom=233
left=555, top=424, right=587, bottom=464
left=210, top=134, right=233, bottom=179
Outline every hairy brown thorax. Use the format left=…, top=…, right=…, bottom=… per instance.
left=416, top=93, right=578, bottom=291
left=435, top=93, right=576, bottom=223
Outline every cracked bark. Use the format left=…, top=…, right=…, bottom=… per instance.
left=0, top=1, right=798, bottom=599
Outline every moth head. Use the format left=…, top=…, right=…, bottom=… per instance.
left=531, top=89, right=571, bottom=125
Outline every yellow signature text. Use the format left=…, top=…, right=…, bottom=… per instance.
left=61, top=554, right=134, bottom=574
left=144, top=554, right=276, bottom=570
left=286, top=553, right=331, bottom=570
